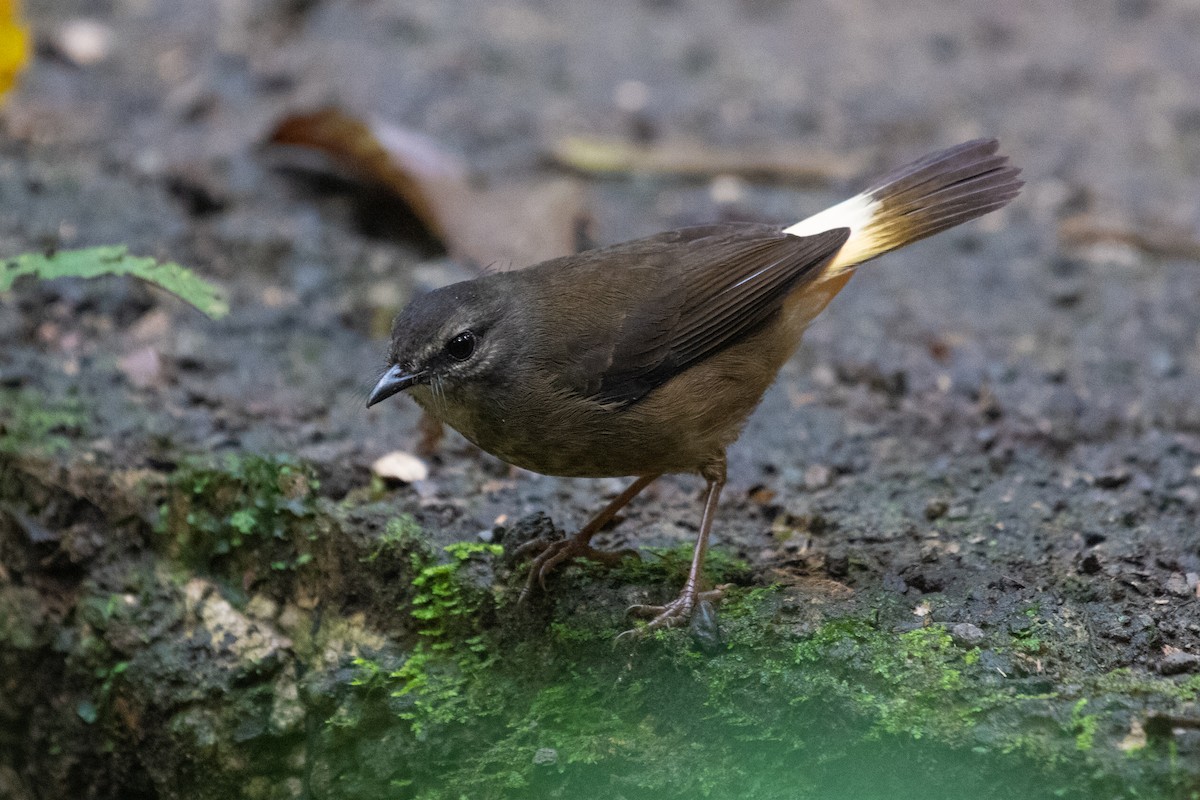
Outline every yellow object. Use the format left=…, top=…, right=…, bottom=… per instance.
left=0, top=0, right=30, bottom=98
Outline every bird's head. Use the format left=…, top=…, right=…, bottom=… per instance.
left=367, top=278, right=516, bottom=408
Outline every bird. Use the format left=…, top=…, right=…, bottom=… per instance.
left=367, top=138, right=1022, bottom=636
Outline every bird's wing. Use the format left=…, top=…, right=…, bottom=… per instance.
left=563, top=224, right=850, bottom=407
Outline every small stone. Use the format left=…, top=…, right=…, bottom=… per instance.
left=1158, top=649, right=1200, bottom=676
left=117, top=346, right=163, bottom=389
left=54, top=19, right=114, bottom=67
left=1094, top=469, right=1132, bottom=490
left=1176, top=487, right=1200, bottom=506
left=803, top=464, right=833, bottom=491
left=269, top=665, right=305, bottom=735
left=924, top=499, right=949, bottom=521
left=951, top=622, right=986, bottom=647
left=532, top=747, right=558, bottom=766
left=946, top=504, right=971, bottom=521
left=372, top=451, right=429, bottom=484
left=709, top=174, right=748, bottom=205
left=1166, top=573, right=1191, bottom=597
left=476, top=528, right=495, bottom=543
left=973, top=426, right=998, bottom=448
left=245, top=594, right=279, bottom=621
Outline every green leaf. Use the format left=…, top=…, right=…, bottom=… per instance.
left=1, top=246, right=228, bottom=319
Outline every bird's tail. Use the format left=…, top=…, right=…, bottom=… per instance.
left=783, top=138, right=1023, bottom=278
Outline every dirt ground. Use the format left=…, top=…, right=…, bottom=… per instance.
left=2, top=0, right=1200, bottom=798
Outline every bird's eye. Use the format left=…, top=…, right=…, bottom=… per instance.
left=444, top=330, right=476, bottom=361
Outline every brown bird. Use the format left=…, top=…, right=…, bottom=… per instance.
left=368, top=138, right=1021, bottom=635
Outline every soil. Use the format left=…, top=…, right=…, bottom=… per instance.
left=2, top=1, right=1199, bottom=799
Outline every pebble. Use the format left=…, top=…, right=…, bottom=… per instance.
left=803, top=464, right=833, bottom=491
left=924, top=498, right=949, bottom=521
left=54, top=19, right=114, bottom=67
left=117, top=346, right=163, bottom=389
left=1165, top=573, right=1191, bottom=597
left=372, top=451, right=429, bottom=484
left=951, top=622, right=986, bottom=647
left=1094, top=469, right=1132, bottom=490
left=1158, top=650, right=1200, bottom=676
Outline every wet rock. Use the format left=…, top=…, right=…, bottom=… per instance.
left=183, top=579, right=291, bottom=670
left=1079, top=553, right=1102, bottom=575
left=977, top=649, right=1013, bottom=677
left=270, top=664, right=305, bottom=735
left=951, top=622, right=986, bottom=648
left=689, top=599, right=724, bottom=655
left=1166, top=573, right=1191, bottom=597
left=1158, top=649, right=1200, bottom=676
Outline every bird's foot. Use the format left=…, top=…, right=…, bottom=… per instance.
left=515, top=534, right=639, bottom=603
left=617, top=583, right=732, bottom=642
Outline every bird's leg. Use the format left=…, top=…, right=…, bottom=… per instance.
left=621, top=462, right=729, bottom=638
left=517, top=474, right=660, bottom=602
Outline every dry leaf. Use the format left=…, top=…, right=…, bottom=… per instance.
left=1059, top=214, right=1200, bottom=261
left=269, top=108, right=588, bottom=270
left=550, top=135, right=868, bottom=184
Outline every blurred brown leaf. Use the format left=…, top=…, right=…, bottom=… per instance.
left=269, top=108, right=588, bottom=270
left=549, top=135, right=868, bottom=184
left=1059, top=214, right=1200, bottom=261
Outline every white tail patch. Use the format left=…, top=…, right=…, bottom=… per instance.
left=783, top=192, right=885, bottom=278
left=782, top=139, right=1022, bottom=281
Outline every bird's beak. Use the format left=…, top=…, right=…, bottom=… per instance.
left=367, top=365, right=423, bottom=408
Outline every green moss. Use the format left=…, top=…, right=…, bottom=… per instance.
left=327, top=563, right=1141, bottom=799
left=1092, top=667, right=1200, bottom=703
left=363, top=514, right=425, bottom=562
left=156, top=454, right=320, bottom=570
left=0, top=388, right=87, bottom=455
left=606, top=541, right=751, bottom=587
left=790, top=620, right=977, bottom=737
left=350, top=541, right=502, bottom=737
left=1070, top=698, right=1098, bottom=751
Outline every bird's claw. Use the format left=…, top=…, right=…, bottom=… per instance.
left=516, top=536, right=639, bottom=604
left=617, top=583, right=732, bottom=641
